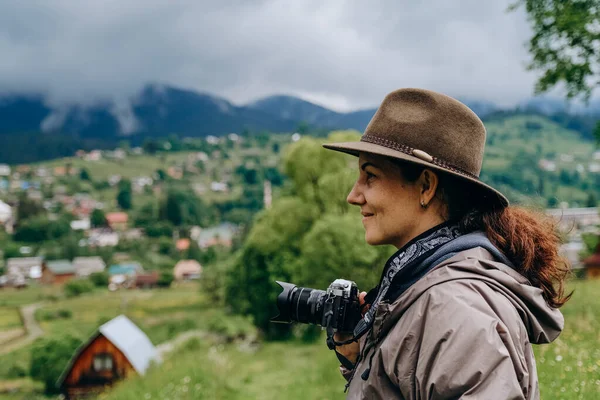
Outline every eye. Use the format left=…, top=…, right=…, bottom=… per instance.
left=365, top=171, right=376, bottom=181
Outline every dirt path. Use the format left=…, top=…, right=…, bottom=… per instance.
left=0, top=303, right=44, bottom=355
left=156, top=330, right=207, bottom=359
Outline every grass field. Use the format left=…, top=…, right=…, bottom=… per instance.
left=0, top=278, right=598, bottom=399
left=100, top=279, right=600, bottom=400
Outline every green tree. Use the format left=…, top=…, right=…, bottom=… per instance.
left=90, top=208, right=107, bottom=228
left=116, top=179, right=132, bottom=210
left=30, top=334, right=83, bottom=394
left=16, top=192, right=44, bottom=222
left=79, top=168, right=91, bottom=181
left=511, top=0, right=600, bottom=143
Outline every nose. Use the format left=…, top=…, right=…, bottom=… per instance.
left=347, top=180, right=365, bottom=206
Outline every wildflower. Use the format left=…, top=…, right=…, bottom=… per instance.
left=555, top=355, right=563, bottom=362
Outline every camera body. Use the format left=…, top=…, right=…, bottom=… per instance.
left=321, top=279, right=361, bottom=333
left=271, top=278, right=361, bottom=334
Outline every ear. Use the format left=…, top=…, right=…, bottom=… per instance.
left=418, top=169, right=439, bottom=207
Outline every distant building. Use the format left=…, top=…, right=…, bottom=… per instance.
left=176, top=238, right=190, bottom=252
left=105, top=212, right=128, bottom=231
left=88, top=229, right=119, bottom=247
left=0, top=164, right=11, bottom=177
left=0, top=200, right=12, bottom=224
left=538, top=159, right=556, bottom=172
left=546, top=207, right=600, bottom=233
left=173, top=260, right=202, bottom=281
left=71, top=218, right=91, bottom=231
left=167, top=166, right=183, bottom=180
left=57, top=315, right=159, bottom=399
left=210, top=182, right=228, bottom=192
left=42, top=260, right=76, bottom=285
left=197, top=223, right=237, bottom=249
left=85, top=150, right=103, bottom=161
left=583, top=243, right=600, bottom=279
left=6, top=257, right=43, bottom=284
left=108, top=263, right=142, bottom=277
left=134, top=271, right=160, bottom=289
left=73, top=256, right=106, bottom=278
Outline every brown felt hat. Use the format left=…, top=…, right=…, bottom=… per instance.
left=323, top=88, right=509, bottom=208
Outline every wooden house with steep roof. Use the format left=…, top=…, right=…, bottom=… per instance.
left=57, top=315, right=159, bottom=399
left=42, top=259, right=76, bottom=285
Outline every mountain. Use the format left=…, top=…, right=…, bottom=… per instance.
left=0, top=84, right=597, bottom=164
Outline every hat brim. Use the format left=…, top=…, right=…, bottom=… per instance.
left=323, top=141, right=509, bottom=208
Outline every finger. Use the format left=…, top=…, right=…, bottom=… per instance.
left=359, top=291, right=367, bottom=305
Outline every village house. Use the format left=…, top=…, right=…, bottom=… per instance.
left=73, top=256, right=106, bottom=278
left=57, top=315, right=159, bottom=399
left=70, top=218, right=91, bottom=231
left=108, top=263, right=143, bottom=288
left=173, top=260, right=202, bottom=281
left=84, top=150, right=103, bottom=161
left=6, top=257, right=43, bottom=286
left=88, top=229, right=119, bottom=247
left=42, top=260, right=76, bottom=285
left=131, top=176, right=153, bottom=193
left=134, top=271, right=160, bottom=289
left=210, top=181, right=228, bottom=192
left=197, top=223, right=237, bottom=249
left=546, top=207, right=600, bottom=234
left=0, top=164, right=11, bottom=177
left=175, top=238, right=190, bottom=252
left=583, top=243, right=600, bottom=279
left=167, top=166, right=183, bottom=180
left=0, top=200, right=12, bottom=224
left=105, top=212, right=128, bottom=231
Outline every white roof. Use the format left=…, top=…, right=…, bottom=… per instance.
left=99, top=315, right=158, bottom=374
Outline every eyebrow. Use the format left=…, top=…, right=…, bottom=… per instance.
left=360, top=162, right=377, bottom=171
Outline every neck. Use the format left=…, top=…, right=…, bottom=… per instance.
left=394, top=214, right=447, bottom=249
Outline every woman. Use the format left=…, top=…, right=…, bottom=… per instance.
left=323, top=88, right=569, bottom=399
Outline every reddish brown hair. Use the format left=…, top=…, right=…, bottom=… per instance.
left=468, top=207, right=571, bottom=308
left=397, top=160, right=572, bottom=308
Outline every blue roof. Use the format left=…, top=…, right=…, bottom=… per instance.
left=108, top=263, right=142, bottom=276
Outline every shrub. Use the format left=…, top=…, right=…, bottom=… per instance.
left=37, top=308, right=73, bottom=321
left=157, top=271, right=174, bottom=288
left=63, top=279, right=95, bottom=297
left=89, top=271, right=109, bottom=287
left=57, top=309, right=73, bottom=319
left=30, top=334, right=83, bottom=394
left=7, top=363, right=27, bottom=378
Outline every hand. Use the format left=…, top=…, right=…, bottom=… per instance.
left=334, top=291, right=368, bottom=365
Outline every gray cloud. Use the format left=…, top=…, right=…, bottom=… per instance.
left=0, top=0, right=536, bottom=112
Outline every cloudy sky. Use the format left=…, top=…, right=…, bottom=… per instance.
left=0, top=0, right=538, bottom=111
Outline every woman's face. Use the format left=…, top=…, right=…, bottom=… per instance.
left=346, top=153, right=424, bottom=249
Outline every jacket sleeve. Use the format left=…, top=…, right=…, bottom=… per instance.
left=381, top=280, right=529, bottom=400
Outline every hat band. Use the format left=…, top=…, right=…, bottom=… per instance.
left=361, top=134, right=479, bottom=180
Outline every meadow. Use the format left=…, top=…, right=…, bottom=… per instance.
left=0, top=279, right=598, bottom=399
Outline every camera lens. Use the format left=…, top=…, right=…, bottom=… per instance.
left=271, top=281, right=326, bottom=326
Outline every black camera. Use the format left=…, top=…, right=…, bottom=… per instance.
left=271, top=279, right=361, bottom=334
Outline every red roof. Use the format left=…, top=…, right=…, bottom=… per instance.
left=584, top=243, right=600, bottom=267
left=106, top=212, right=129, bottom=224
left=583, top=253, right=600, bottom=267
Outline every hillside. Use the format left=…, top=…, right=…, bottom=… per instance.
left=1, top=84, right=599, bottom=164
left=97, top=280, right=600, bottom=399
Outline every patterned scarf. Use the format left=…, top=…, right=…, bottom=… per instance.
left=353, top=222, right=462, bottom=338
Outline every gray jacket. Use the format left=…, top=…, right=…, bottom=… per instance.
left=343, top=246, right=564, bottom=399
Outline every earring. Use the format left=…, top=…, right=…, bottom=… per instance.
left=420, top=200, right=427, bottom=208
